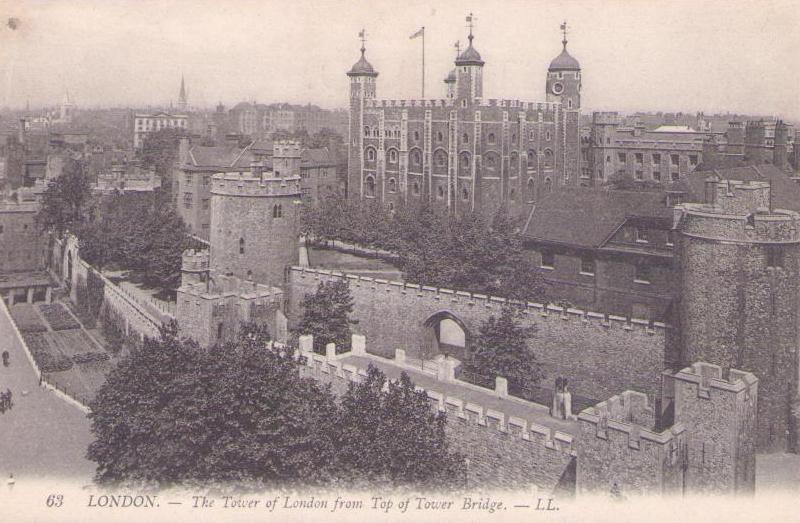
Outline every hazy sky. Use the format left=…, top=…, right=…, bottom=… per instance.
left=1, top=0, right=798, bottom=120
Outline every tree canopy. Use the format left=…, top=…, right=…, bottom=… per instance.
left=294, top=279, right=358, bottom=354
left=37, top=158, right=93, bottom=237
left=88, top=323, right=465, bottom=491
left=139, top=127, right=187, bottom=178
left=302, top=195, right=545, bottom=302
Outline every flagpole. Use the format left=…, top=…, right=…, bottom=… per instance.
left=421, top=26, right=425, bottom=98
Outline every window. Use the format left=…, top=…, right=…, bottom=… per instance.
left=364, top=126, right=370, bottom=137
left=652, top=153, right=661, bottom=165
left=527, top=178, right=536, bottom=201
left=509, top=188, right=516, bottom=201
left=185, top=173, right=192, bottom=184
left=635, top=153, right=643, bottom=165
left=239, top=238, right=245, bottom=254
left=183, top=192, right=193, bottom=208
left=545, top=131, right=552, bottom=141
left=671, top=154, right=679, bottom=167
left=567, top=99, right=573, bottom=109
left=202, top=198, right=209, bottom=210
left=606, top=155, right=611, bottom=164
left=635, top=170, right=643, bottom=180
left=365, top=176, right=376, bottom=197
left=527, top=150, right=536, bottom=164
left=635, top=227, right=649, bottom=243
left=203, top=175, right=210, bottom=186
left=412, top=182, right=420, bottom=195
left=460, top=152, right=471, bottom=169
left=388, top=149, right=398, bottom=163
left=388, top=178, right=397, bottom=193
left=671, top=172, right=680, bottom=181
left=462, top=133, right=470, bottom=144
left=411, top=149, right=422, bottom=167
left=485, top=154, right=496, bottom=169
left=414, top=131, right=420, bottom=142
left=437, top=185, right=444, bottom=199
left=618, top=152, right=626, bottom=163
left=487, top=132, right=496, bottom=144
left=512, top=133, right=517, bottom=144
left=541, top=251, right=555, bottom=269
left=544, top=177, right=553, bottom=192
left=435, top=150, right=447, bottom=168
left=689, top=154, right=698, bottom=167
left=461, top=187, right=469, bottom=201
left=366, top=147, right=376, bottom=162
left=634, top=264, right=651, bottom=284
left=580, top=255, right=595, bottom=275
left=543, top=149, right=554, bottom=168
left=436, top=131, right=443, bottom=142
left=272, top=204, right=282, bottom=218
left=767, top=246, right=784, bottom=268
left=653, top=171, right=661, bottom=181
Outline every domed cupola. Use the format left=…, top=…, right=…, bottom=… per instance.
left=548, top=22, right=580, bottom=71
left=347, top=46, right=379, bottom=78
left=546, top=21, right=581, bottom=109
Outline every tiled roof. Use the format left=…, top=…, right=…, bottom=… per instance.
left=523, top=188, right=671, bottom=249
left=301, top=147, right=335, bottom=167
left=186, top=145, right=254, bottom=169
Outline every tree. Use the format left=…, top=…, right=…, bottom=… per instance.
left=335, top=365, right=465, bottom=489
left=464, top=305, right=542, bottom=392
left=87, top=323, right=338, bottom=489
left=37, top=158, right=92, bottom=237
left=139, top=127, right=186, bottom=178
left=294, top=280, right=358, bottom=353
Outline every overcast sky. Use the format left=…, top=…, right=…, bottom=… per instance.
left=1, top=0, right=798, bottom=120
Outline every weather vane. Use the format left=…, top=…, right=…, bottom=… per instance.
left=358, top=28, right=367, bottom=51
left=466, top=13, right=476, bottom=43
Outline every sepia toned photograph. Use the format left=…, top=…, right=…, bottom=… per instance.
left=0, top=1, right=798, bottom=521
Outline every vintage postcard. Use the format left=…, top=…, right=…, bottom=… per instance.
left=0, top=0, right=798, bottom=521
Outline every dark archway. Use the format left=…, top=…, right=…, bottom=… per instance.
left=421, top=311, right=470, bottom=361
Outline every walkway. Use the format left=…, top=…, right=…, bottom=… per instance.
left=0, top=301, right=95, bottom=483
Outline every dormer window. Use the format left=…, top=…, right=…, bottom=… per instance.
left=635, top=227, right=649, bottom=244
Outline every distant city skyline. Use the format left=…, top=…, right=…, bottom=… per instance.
left=1, top=0, right=798, bottom=121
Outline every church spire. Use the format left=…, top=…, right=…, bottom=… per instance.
left=177, top=74, right=188, bottom=112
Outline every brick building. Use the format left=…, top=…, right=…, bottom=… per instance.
left=347, top=23, right=582, bottom=217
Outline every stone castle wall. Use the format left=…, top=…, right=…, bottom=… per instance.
left=287, top=267, right=668, bottom=403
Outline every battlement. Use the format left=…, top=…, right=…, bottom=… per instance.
left=475, top=99, right=560, bottom=112
left=366, top=99, right=456, bottom=109
left=578, top=391, right=684, bottom=447
left=299, top=335, right=576, bottom=458
left=289, top=266, right=668, bottom=331
left=676, top=179, right=800, bottom=243
left=181, top=248, right=210, bottom=272
left=180, top=272, right=280, bottom=301
left=673, top=362, right=757, bottom=395
left=592, top=112, right=621, bottom=125
left=211, top=169, right=301, bottom=197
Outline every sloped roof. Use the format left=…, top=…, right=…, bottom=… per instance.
left=549, top=44, right=580, bottom=71
left=523, top=188, right=671, bottom=248
left=187, top=145, right=254, bottom=169
left=669, top=164, right=800, bottom=212
left=302, top=147, right=335, bottom=167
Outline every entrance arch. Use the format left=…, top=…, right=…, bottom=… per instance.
left=421, top=311, right=470, bottom=361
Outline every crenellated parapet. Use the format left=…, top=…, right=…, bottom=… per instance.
left=210, top=170, right=302, bottom=198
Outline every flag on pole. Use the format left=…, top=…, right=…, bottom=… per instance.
left=560, top=22, right=566, bottom=31
left=466, top=14, right=472, bottom=23
left=358, top=29, right=365, bottom=38
left=410, top=27, right=424, bottom=39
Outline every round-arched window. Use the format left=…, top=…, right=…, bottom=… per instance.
left=366, top=147, right=376, bottom=162
left=460, top=152, right=471, bottom=169
left=388, top=178, right=397, bottom=193
left=544, top=149, right=554, bottom=168
left=462, top=133, right=470, bottom=144
left=365, top=175, right=376, bottom=197
left=437, top=185, right=445, bottom=199
left=461, top=187, right=469, bottom=201
left=412, top=182, right=420, bottom=195
left=388, top=149, right=398, bottom=163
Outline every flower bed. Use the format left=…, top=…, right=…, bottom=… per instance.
left=22, top=333, right=74, bottom=373
left=71, top=352, right=111, bottom=364
left=9, top=305, right=48, bottom=333
left=38, top=303, right=81, bottom=331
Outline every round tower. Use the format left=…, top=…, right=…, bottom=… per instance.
left=180, top=248, right=210, bottom=287
left=675, top=180, right=800, bottom=451
left=347, top=31, right=378, bottom=202
left=546, top=22, right=581, bottom=110
left=454, top=17, right=484, bottom=103
left=209, top=141, right=302, bottom=289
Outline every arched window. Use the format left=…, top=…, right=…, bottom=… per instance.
left=239, top=237, right=245, bottom=254
left=373, top=128, right=379, bottom=137
left=272, top=204, right=282, bottom=218
left=437, top=185, right=445, bottom=199
left=412, top=181, right=420, bottom=195
left=512, top=133, right=517, bottom=144
left=487, top=132, right=496, bottom=144
left=544, top=177, right=553, bottom=192
left=527, top=149, right=537, bottom=165
left=388, top=178, right=397, bottom=193
left=509, top=188, right=516, bottom=201
left=365, top=175, right=376, bottom=197
left=413, top=130, right=420, bottom=142
left=388, top=148, right=398, bottom=164
left=366, top=147, right=376, bottom=162
left=437, top=131, right=444, bottom=142
left=544, top=149, right=554, bottom=168
left=387, top=202, right=394, bottom=211
left=510, top=152, right=519, bottom=173
left=246, top=269, right=253, bottom=279
left=462, top=133, right=470, bottom=144
left=364, top=126, right=370, bottom=137
left=545, top=131, right=552, bottom=141
left=461, top=187, right=469, bottom=201
left=460, top=152, right=471, bottom=170
left=433, top=150, right=447, bottom=173
left=485, top=153, right=497, bottom=170
left=410, top=149, right=422, bottom=167
left=527, top=178, right=536, bottom=201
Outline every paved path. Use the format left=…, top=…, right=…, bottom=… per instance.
left=0, top=302, right=95, bottom=484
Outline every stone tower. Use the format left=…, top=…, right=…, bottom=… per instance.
left=208, top=141, right=302, bottom=289
left=674, top=179, right=800, bottom=451
left=546, top=22, right=582, bottom=186
left=454, top=26, right=484, bottom=103
left=347, top=34, right=378, bottom=201
left=180, top=248, right=209, bottom=287
left=725, top=121, right=745, bottom=157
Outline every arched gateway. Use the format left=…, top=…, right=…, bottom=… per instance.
left=421, top=311, right=470, bottom=361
